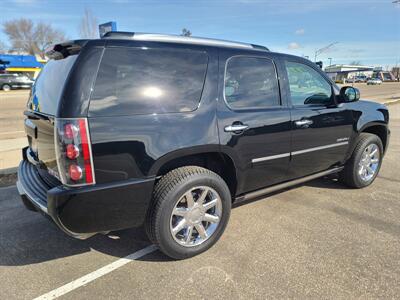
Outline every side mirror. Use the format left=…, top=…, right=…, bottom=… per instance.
left=340, top=86, right=360, bottom=103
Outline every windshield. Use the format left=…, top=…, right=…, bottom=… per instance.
left=28, top=55, right=78, bottom=115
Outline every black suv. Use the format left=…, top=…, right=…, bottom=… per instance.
left=17, top=33, right=390, bottom=259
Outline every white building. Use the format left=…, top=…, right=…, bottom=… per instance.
left=324, top=64, right=375, bottom=82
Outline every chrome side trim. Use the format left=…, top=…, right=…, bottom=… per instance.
left=251, top=141, right=349, bottom=164
left=16, top=180, right=48, bottom=213
left=252, top=153, right=290, bottom=163
left=238, top=167, right=344, bottom=202
left=292, top=141, right=349, bottom=156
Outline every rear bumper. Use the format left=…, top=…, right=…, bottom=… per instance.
left=17, top=159, right=155, bottom=239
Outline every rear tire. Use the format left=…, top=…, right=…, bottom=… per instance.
left=2, top=84, right=11, bottom=91
left=146, top=166, right=231, bottom=259
left=340, top=133, right=383, bottom=188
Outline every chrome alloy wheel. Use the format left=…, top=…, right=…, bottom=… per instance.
left=170, top=186, right=222, bottom=247
left=358, top=143, right=380, bottom=182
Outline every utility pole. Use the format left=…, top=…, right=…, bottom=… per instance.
left=328, top=57, right=332, bottom=66
left=314, top=42, right=338, bottom=62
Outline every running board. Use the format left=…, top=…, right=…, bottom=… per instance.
left=236, top=167, right=344, bottom=203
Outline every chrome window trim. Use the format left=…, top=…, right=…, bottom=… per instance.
left=251, top=141, right=349, bottom=163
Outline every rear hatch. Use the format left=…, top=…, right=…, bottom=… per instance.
left=25, top=53, right=78, bottom=181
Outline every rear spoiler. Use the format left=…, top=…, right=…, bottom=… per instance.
left=45, top=40, right=89, bottom=60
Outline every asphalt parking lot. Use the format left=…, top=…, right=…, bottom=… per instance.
left=0, top=88, right=400, bottom=299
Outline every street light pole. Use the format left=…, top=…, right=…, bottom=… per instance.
left=314, top=42, right=338, bottom=62
left=328, top=57, right=332, bottom=66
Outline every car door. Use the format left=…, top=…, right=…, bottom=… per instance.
left=281, top=58, right=353, bottom=179
left=217, top=51, right=292, bottom=195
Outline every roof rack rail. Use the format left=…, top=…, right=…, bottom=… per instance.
left=102, top=32, right=269, bottom=51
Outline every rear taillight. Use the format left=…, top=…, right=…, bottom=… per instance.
left=55, top=118, right=95, bottom=186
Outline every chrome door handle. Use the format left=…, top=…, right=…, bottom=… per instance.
left=224, top=124, right=249, bottom=133
left=295, top=119, right=313, bottom=127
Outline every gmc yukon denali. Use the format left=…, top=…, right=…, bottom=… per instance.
left=17, top=32, right=390, bottom=259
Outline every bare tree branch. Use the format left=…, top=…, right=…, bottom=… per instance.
left=181, top=28, right=192, bottom=37
left=2, top=18, right=66, bottom=58
left=0, top=40, right=8, bottom=53
left=34, top=22, right=66, bottom=58
left=79, top=8, right=98, bottom=39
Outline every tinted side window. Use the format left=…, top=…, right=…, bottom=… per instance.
left=285, top=61, right=332, bottom=106
left=224, top=56, right=280, bottom=109
left=90, top=47, right=208, bottom=116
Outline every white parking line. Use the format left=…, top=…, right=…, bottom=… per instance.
left=384, top=99, right=400, bottom=105
left=33, top=244, right=157, bottom=300
left=0, top=131, right=25, bottom=135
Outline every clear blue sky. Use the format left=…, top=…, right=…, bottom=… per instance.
left=2, top=0, right=400, bottom=68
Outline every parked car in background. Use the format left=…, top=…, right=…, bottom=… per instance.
left=354, top=75, right=367, bottom=83
left=367, top=78, right=382, bottom=85
left=17, top=33, right=390, bottom=259
left=0, top=73, right=34, bottom=91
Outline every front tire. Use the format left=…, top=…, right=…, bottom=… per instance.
left=146, top=166, right=231, bottom=259
left=340, top=133, right=383, bottom=188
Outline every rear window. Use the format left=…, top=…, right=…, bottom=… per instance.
left=28, top=55, right=78, bottom=115
left=89, top=47, right=209, bottom=116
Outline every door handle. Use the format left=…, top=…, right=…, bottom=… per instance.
left=224, top=124, right=249, bottom=133
left=295, top=119, right=313, bottom=127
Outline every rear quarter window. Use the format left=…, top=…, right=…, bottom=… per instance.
left=89, top=47, right=209, bottom=116
left=28, top=55, right=78, bottom=115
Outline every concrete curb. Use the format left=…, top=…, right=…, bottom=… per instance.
left=0, top=167, right=18, bottom=187
left=0, top=166, right=18, bottom=176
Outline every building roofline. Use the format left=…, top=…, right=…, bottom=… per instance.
left=102, top=31, right=269, bottom=51
left=325, top=69, right=374, bottom=74
left=325, top=64, right=374, bottom=69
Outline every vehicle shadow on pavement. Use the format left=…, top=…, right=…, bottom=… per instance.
left=0, top=186, right=172, bottom=266
left=233, top=176, right=349, bottom=209
left=304, top=176, right=352, bottom=190
left=0, top=220, right=161, bottom=266
left=0, top=177, right=349, bottom=266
